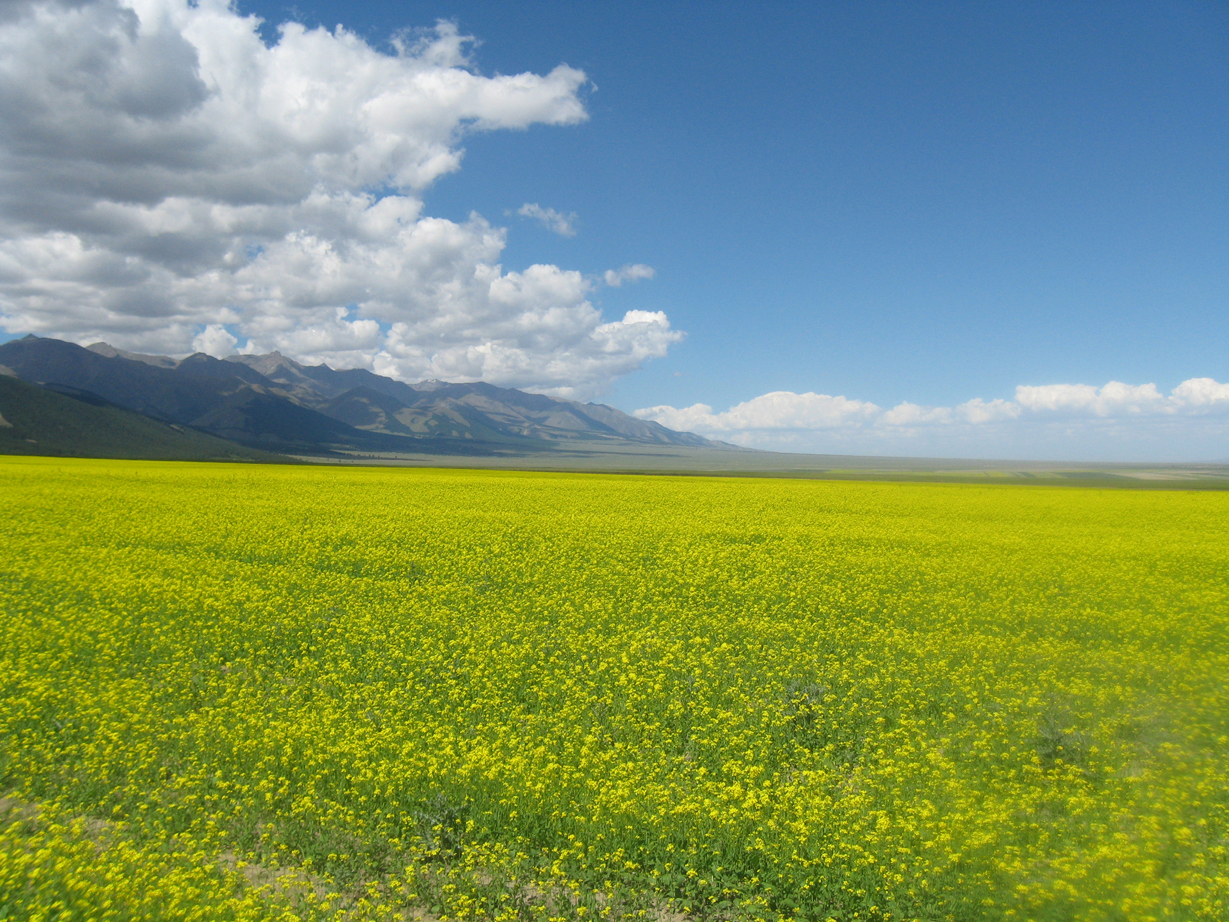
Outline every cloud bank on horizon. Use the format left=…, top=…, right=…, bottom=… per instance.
left=636, top=378, right=1229, bottom=460
left=0, top=0, right=675, bottom=398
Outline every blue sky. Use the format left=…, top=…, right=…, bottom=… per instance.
left=1, top=1, right=1226, bottom=459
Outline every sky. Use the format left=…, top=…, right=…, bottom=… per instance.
left=0, top=0, right=1226, bottom=461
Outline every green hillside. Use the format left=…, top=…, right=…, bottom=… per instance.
left=0, top=374, right=283, bottom=462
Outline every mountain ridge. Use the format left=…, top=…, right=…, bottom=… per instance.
left=0, top=373, right=282, bottom=462
left=0, top=336, right=722, bottom=457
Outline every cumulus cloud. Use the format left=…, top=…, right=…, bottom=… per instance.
left=880, top=402, right=951, bottom=426
left=516, top=203, right=577, bottom=237
left=1014, top=381, right=1166, bottom=415
left=603, top=264, right=656, bottom=287
left=0, top=0, right=675, bottom=397
left=639, top=391, right=879, bottom=434
left=1172, top=378, right=1229, bottom=409
left=192, top=323, right=237, bottom=357
left=957, top=398, right=1021, bottom=424
left=635, top=378, right=1229, bottom=458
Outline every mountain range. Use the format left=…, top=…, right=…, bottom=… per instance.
left=0, top=335, right=718, bottom=459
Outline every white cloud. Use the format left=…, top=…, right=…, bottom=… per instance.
left=636, top=378, right=1229, bottom=460
left=881, top=402, right=952, bottom=426
left=192, top=322, right=237, bottom=357
left=603, top=264, right=656, bottom=287
left=516, top=203, right=577, bottom=237
left=0, top=0, right=674, bottom=397
left=956, top=398, right=1021, bottom=424
left=878, top=398, right=1020, bottom=428
left=632, top=403, right=714, bottom=433
left=1172, top=377, right=1229, bottom=409
left=1014, top=381, right=1167, bottom=415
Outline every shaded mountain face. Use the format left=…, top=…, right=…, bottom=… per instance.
left=0, top=337, right=345, bottom=449
left=227, top=352, right=422, bottom=407
left=0, top=336, right=714, bottom=454
left=0, top=373, right=279, bottom=462
left=225, top=351, right=709, bottom=446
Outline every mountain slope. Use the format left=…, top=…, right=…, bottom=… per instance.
left=226, top=352, right=423, bottom=406
left=1, top=337, right=377, bottom=450
left=86, top=342, right=178, bottom=368
left=4, top=336, right=269, bottom=423
left=225, top=351, right=712, bottom=446
left=400, top=381, right=711, bottom=445
left=0, top=373, right=280, bottom=461
left=320, top=385, right=513, bottom=442
left=0, top=336, right=722, bottom=456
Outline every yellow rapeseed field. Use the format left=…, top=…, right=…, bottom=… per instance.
left=1, top=456, right=1226, bottom=922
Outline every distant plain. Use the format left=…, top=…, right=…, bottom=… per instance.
left=297, top=441, right=1229, bottom=489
